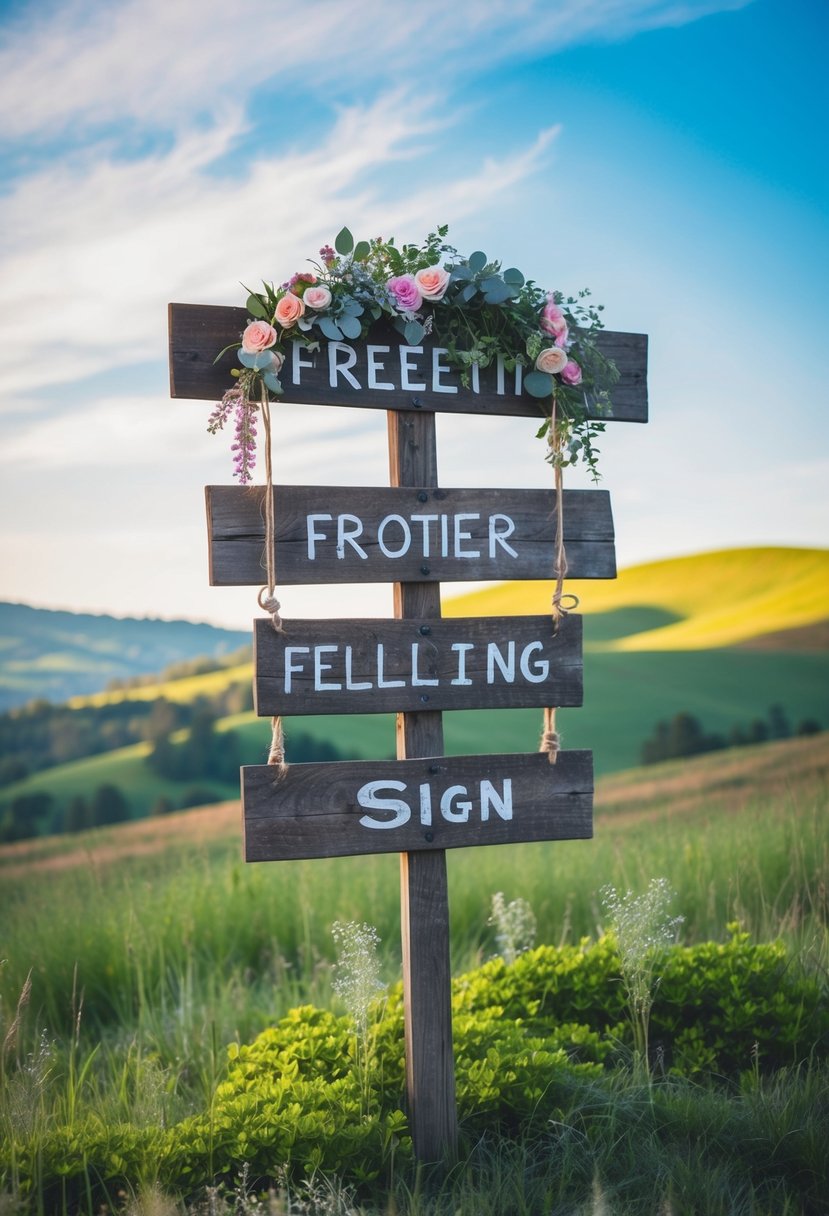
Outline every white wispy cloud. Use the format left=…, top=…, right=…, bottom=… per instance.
left=0, top=0, right=751, bottom=145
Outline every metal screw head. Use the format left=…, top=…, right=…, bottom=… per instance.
left=428, top=764, right=440, bottom=775
left=420, top=564, right=430, bottom=575
left=417, top=491, right=428, bottom=503
left=419, top=624, right=431, bottom=636
left=411, top=395, right=422, bottom=408
left=424, top=831, right=434, bottom=843
left=420, top=694, right=430, bottom=703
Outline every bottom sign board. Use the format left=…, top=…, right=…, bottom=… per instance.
left=243, top=750, right=593, bottom=862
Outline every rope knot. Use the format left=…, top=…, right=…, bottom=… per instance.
left=540, top=707, right=560, bottom=764
left=257, top=587, right=284, bottom=632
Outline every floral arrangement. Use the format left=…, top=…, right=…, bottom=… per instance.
left=208, top=226, right=617, bottom=483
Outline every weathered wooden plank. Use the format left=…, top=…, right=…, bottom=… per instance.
left=389, top=408, right=457, bottom=1164
left=206, top=484, right=616, bottom=586
left=169, top=302, right=648, bottom=422
left=253, top=613, right=583, bottom=715
left=243, top=750, right=594, bottom=861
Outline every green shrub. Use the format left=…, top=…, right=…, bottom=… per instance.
left=3, top=931, right=826, bottom=1209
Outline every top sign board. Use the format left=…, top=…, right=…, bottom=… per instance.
left=169, top=304, right=648, bottom=422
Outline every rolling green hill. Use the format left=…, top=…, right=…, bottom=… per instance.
left=0, top=601, right=250, bottom=710
left=2, top=547, right=827, bottom=829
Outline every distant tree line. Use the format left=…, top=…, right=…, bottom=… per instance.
left=0, top=683, right=254, bottom=788
left=641, top=704, right=822, bottom=766
left=0, top=783, right=131, bottom=842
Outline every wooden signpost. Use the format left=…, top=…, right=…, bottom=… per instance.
left=169, top=302, right=648, bottom=1163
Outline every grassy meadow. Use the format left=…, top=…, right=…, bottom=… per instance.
left=2, top=733, right=828, bottom=1212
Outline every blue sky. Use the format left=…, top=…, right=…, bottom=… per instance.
left=0, top=0, right=826, bottom=628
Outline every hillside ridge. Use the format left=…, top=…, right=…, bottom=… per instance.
left=444, top=546, right=829, bottom=651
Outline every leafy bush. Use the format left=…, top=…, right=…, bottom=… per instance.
left=3, top=932, right=826, bottom=1210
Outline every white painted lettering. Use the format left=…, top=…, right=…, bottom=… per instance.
left=514, top=363, right=523, bottom=395
left=487, top=640, right=516, bottom=684
left=337, top=514, right=368, bottom=560
left=366, top=345, right=394, bottom=391
left=292, top=341, right=315, bottom=385
left=411, top=643, right=439, bottom=687
left=489, top=514, right=518, bottom=559
left=496, top=354, right=505, bottom=396
left=519, top=641, right=549, bottom=683
left=471, top=362, right=480, bottom=394
left=419, top=783, right=432, bottom=826
left=440, top=785, right=472, bottom=822
left=358, top=781, right=411, bottom=830
left=410, top=514, right=438, bottom=558
left=344, top=646, right=372, bottom=691
left=454, top=513, right=480, bottom=559
left=284, top=646, right=310, bottom=693
left=451, top=642, right=474, bottom=686
left=480, top=778, right=513, bottom=822
left=306, top=514, right=332, bottom=560
left=440, top=514, right=449, bottom=557
left=399, top=345, right=426, bottom=392
left=432, top=347, right=458, bottom=394
left=376, top=643, right=405, bottom=689
left=328, top=342, right=361, bottom=390
left=314, top=644, right=342, bottom=691
left=377, top=514, right=412, bottom=558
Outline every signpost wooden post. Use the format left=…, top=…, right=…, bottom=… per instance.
left=168, top=301, right=648, bottom=1164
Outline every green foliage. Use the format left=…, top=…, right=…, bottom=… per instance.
left=2, top=932, right=827, bottom=1211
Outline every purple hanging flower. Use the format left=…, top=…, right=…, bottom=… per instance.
left=230, top=400, right=258, bottom=484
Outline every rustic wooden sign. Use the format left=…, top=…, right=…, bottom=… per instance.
left=169, top=303, right=648, bottom=422
left=253, top=613, right=582, bottom=715
left=207, top=484, right=616, bottom=585
left=243, top=750, right=593, bottom=862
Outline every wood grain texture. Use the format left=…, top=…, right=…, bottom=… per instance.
left=206, top=484, right=616, bottom=586
left=242, top=750, right=594, bottom=861
left=252, top=613, right=583, bottom=715
left=169, top=303, right=648, bottom=422
left=388, top=408, right=456, bottom=1163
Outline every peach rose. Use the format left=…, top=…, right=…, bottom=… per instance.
left=414, top=265, right=450, bottom=301
left=535, top=347, right=569, bottom=375
left=274, top=292, right=305, bottom=328
left=303, top=286, right=332, bottom=311
left=241, top=320, right=277, bottom=353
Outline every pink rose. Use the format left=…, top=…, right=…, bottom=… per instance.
left=560, top=359, right=582, bottom=386
left=274, top=292, right=305, bottom=328
left=535, top=347, right=569, bottom=375
left=414, top=265, right=450, bottom=301
left=241, top=320, right=277, bottom=353
left=387, top=274, right=423, bottom=312
left=304, top=285, right=332, bottom=311
left=540, top=298, right=568, bottom=342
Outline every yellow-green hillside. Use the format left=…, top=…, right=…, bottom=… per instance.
left=444, top=546, right=829, bottom=651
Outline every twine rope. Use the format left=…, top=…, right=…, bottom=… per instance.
left=541, top=395, right=579, bottom=766
left=257, top=383, right=286, bottom=771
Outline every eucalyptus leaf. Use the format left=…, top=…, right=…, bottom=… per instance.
left=523, top=370, right=555, bottom=398
left=353, top=240, right=370, bottom=261
left=450, top=266, right=472, bottom=282
left=503, top=267, right=525, bottom=287
left=481, top=279, right=515, bottom=304
left=319, top=317, right=344, bottom=341
left=535, top=420, right=551, bottom=439
left=468, top=250, right=487, bottom=273
left=339, top=314, right=363, bottom=340
left=238, top=349, right=275, bottom=370
left=245, top=294, right=269, bottom=320
left=335, top=227, right=354, bottom=256
left=404, top=320, right=425, bottom=345
left=460, top=283, right=478, bottom=303
left=263, top=372, right=283, bottom=393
